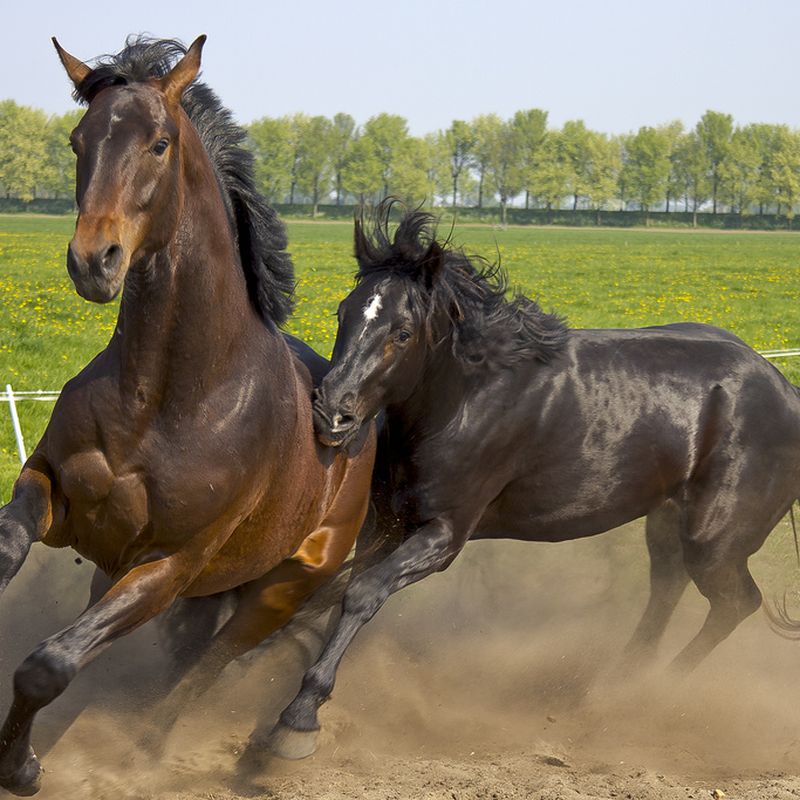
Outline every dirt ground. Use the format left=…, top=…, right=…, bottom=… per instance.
left=4, top=522, right=800, bottom=799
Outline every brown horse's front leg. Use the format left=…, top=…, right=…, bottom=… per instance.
left=0, top=556, right=186, bottom=796
left=0, top=466, right=53, bottom=598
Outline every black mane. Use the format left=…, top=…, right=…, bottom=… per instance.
left=354, top=202, right=569, bottom=369
left=73, top=36, right=294, bottom=326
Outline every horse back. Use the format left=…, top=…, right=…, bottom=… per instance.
left=402, top=323, right=800, bottom=542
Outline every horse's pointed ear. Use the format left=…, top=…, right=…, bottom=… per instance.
left=421, top=240, right=445, bottom=291
left=354, top=214, right=370, bottom=266
left=52, top=38, right=91, bottom=90
left=159, top=34, right=206, bottom=104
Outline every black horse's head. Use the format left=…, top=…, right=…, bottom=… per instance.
left=313, top=201, right=569, bottom=448
left=314, top=205, right=445, bottom=447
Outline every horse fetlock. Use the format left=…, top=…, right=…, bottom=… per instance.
left=0, top=745, right=42, bottom=797
left=279, top=680, right=326, bottom=736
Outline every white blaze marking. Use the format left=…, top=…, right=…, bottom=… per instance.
left=363, top=291, right=383, bottom=322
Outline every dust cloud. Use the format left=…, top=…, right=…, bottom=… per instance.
left=2, top=516, right=800, bottom=798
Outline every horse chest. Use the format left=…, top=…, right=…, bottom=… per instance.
left=54, top=451, right=150, bottom=561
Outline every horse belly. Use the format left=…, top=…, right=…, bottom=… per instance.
left=474, top=463, right=673, bottom=543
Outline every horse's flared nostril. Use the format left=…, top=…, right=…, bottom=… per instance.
left=100, top=243, right=123, bottom=275
left=331, top=412, right=357, bottom=432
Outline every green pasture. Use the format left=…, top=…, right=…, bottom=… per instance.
left=2, top=215, right=800, bottom=511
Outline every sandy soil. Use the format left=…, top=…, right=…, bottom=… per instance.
left=4, top=523, right=800, bottom=799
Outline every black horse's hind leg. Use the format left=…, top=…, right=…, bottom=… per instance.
left=157, top=593, right=238, bottom=688
left=0, top=468, right=52, bottom=597
left=624, top=501, right=690, bottom=664
left=670, top=560, right=762, bottom=673
left=263, top=517, right=464, bottom=761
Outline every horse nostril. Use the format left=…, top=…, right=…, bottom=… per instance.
left=100, top=244, right=123, bottom=274
left=332, top=412, right=356, bottom=431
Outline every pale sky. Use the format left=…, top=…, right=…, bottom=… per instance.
left=2, top=0, right=798, bottom=136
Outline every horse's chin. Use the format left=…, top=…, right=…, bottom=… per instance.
left=72, top=270, right=126, bottom=304
left=316, top=426, right=360, bottom=449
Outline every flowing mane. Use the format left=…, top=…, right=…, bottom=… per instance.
left=72, top=36, right=294, bottom=326
left=354, top=202, right=569, bottom=369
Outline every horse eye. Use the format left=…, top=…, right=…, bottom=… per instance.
left=397, top=330, right=412, bottom=343
left=152, top=138, right=170, bottom=156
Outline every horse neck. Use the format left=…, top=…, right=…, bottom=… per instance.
left=389, top=338, right=470, bottom=439
left=112, top=126, right=270, bottom=406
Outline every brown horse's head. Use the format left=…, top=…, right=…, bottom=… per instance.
left=53, top=36, right=205, bottom=302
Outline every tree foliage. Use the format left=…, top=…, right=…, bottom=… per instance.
left=4, top=96, right=800, bottom=220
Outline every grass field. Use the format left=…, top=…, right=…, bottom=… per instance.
left=2, top=214, right=800, bottom=502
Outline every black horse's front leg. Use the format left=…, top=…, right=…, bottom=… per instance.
left=0, top=556, right=185, bottom=796
left=262, top=516, right=465, bottom=761
left=0, top=467, right=53, bottom=597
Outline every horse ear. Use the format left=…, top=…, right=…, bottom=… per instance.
left=420, top=240, right=445, bottom=291
left=159, top=34, right=206, bottom=105
left=52, top=38, right=91, bottom=90
left=354, top=215, right=370, bottom=266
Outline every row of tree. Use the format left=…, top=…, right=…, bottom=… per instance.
left=3, top=99, right=800, bottom=224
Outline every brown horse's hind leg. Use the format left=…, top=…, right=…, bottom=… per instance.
left=141, top=450, right=373, bottom=755
left=140, top=556, right=346, bottom=754
left=0, top=556, right=187, bottom=796
left=624, top=501, right=690, bottom=665
left=0, top=467, right=53, bottom=597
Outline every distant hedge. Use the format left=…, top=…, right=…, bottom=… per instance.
left=0, top=198, right=75, bottom=214
left=4, top=200, right=800, bottom=231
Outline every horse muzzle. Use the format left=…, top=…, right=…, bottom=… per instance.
left=67, top=240, right=127, bottom=303
left=312, top=392, right=362, bottom=448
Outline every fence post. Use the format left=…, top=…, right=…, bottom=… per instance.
left=5, top=384, right=27, bottom=465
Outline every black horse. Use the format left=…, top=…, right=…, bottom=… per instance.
left=265, top=202, right=800, bottom=759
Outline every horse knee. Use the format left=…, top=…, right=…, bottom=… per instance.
left=0, top=507, right=34, bottom=582
left=341, top=574, right=387, bottom=622
left=14, top=647, right=76, bottom=710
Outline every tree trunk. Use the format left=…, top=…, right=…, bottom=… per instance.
left=478, top=172, right=484, bottom=208
left=289, top=181, right=296, bottom=205
left=525, top=190, right=530, bottom=210
left=500, top=196, right=507, bottom=226
left=572, top=193, right=578, bottom=211
left=452, top=174, right=458, bottom=208
left=665, top=193, right=670, bottom=213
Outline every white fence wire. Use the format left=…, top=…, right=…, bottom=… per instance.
left=3, top=348, right=800, bottom=466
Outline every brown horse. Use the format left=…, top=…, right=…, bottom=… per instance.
left=0, top=36, right=374, bottom=796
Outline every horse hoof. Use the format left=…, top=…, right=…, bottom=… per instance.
left=262, top=722, right=319, bottom=760
left=0, top=750, right=43, bottom=796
